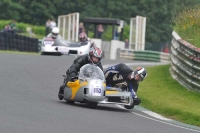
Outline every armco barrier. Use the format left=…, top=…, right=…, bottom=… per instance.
left=0, top=32, right=39, bottom=52
left=117, top=49, right=170, bottom=62
left=171, top=31, right=200, bottom=91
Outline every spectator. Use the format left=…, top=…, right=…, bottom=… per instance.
left=50, top=19, right=56, bottom=30
left=125, top=39, right=129, bottom=49
left=9, top=20, right=17, bottom=33
left=97, top=24, right=104, bottom=39
left=3, top=24, right=11, bottom=32
left=162, top=44, right=170, bottom=53
left=45, top=19, right=51, bottom=36
left=79, top=22, right=85, bottom=34
left=114, top=26, right=121, bottom=40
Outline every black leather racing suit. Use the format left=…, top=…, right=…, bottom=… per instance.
left=66, top=54, right=103, bottom=79
left=104, top=63, right=139, bottom=99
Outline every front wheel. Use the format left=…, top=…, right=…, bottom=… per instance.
left=58, top=93, right=64, bottom=100
left=66, top=100, right=75, bottom=104
left=86, top=102, right=98, bottom=109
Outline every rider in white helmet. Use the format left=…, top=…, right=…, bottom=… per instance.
left=46, top=27, right=62, bottom=39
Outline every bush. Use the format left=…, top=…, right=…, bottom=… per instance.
left=0, top=20, right=45, bottom=36
left=172, top=4, right=200, bottom=47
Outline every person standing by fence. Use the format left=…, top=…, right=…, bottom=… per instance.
left=124, top=39, right=129, bottom=49
left=45, top=19, right=51, bottom=36
left=97, top=24, right=104, bottom=39
left=50, top=19, right=56, bottom=30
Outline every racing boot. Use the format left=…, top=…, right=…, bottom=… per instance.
left=133, top=97, right=141, bottom=105
left=58, top=84, right=65, bottom=100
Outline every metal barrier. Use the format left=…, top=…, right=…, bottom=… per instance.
left=171, top=31, right=200, bottom=91
left=117, top=49, right=170, bottom=62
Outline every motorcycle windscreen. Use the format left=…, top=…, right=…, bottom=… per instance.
left=78, top=64, right=105, bottom=80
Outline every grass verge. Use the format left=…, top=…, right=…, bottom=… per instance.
left=138, top=64, right=200, bottom=127
left=172, top=4, right=200, bottom=47
left=0, top=50, right=39, bottom=55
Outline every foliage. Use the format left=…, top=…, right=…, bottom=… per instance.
left=172, top=4, right=200, bottom=47
left=1, top=0, right=200, bottom=45
left=0, top=20, right=45, bottom=36
left=139, top=65, right=200, bottom=127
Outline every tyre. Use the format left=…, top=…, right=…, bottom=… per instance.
left=66, top=101, right=75, bottom=104
left=58, top=85, right=65, bottom=100
left=86, top=102, right=98, bottom=109
left=41, top=52, right=48, bottom=55
left=124, top=104, right=134, bottom=109
left=58, top=93, right=64, bottom=100
left=124, top=98, right=135, bottom=109
left=38, top=46, right=41, bottom=51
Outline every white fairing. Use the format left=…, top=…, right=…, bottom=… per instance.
left=68, top=41, right=91, bottom=56
left=79, top=64, right=106, bottom=102
left=89, top=80, right=104, bottom=97
left=41, top=37, right=69, bottom=54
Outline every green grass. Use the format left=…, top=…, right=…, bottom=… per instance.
left=139, top=65, right=200, bottom=127
left=172, top=4, right=200, bottom=47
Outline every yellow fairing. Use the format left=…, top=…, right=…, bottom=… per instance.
left=106, top=90, right=119, bottom=95
left=103, top=83, right=106, bottom=87
left=67, top=80, right=80, bottom=100
left=80, top=81, right=88, bottom=87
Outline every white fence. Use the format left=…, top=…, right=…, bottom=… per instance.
left=58, top=12, right=79, bottom=42
left=129, top=16, right=146, bottom=50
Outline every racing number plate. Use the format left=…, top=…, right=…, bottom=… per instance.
left=92, top=88, right=101, bottom=96
left=58, top=47, right=68, bottom=52
left=44, top=41, right=53, bottom=45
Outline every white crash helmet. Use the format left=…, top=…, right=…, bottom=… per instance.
left=130, top=67, right=147, bottom=82
left=52, top=27, right=59, bottom=38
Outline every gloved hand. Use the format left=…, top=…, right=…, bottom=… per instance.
left=70, top=76, right=78, bottom=82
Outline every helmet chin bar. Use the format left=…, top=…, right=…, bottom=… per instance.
left=88, top=55, right=99, bottom=65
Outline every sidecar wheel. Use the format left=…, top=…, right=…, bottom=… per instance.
left=124, top=99, right=135, bottom=109
left=86, top=102, right=98, bottom=109
left=124, top=104, right=135, bottom=109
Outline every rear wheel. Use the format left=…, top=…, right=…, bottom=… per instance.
left=66, top=100, right=75, bottom=104
left=86, top=102, right=98, bottom=109
left=41, top=52, right=46, bottom=55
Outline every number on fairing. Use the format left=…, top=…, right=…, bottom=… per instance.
left=93, top=88, right=101, bottom=96
left=44, top=41, right=53, bottom=45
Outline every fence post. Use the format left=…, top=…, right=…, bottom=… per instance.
left=116, top=48, right=121, bottom=60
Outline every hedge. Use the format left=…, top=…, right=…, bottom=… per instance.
left=0, top=20, right=45, bottom=36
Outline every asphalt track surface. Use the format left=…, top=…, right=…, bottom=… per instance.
left=0, top=53, right=200, bottom=133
